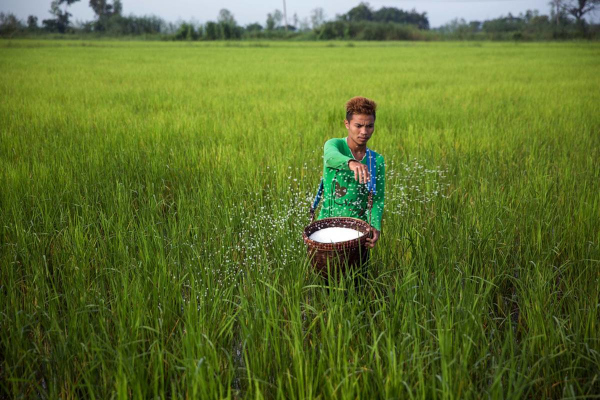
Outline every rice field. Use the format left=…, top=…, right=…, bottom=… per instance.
left=1, top=40, right=600, bottom=399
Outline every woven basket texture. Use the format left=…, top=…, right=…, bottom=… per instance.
left=303, top=217, right=371, bottom=278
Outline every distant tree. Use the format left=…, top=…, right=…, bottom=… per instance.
left=482, top=13, right=525, bottom=38
left=562, top=0, right=600, bottom=29
left=266, top=9, right=283, bottom=30
left=317, top=19, right=420, bottom=40
left=230, top=24, right=244, bottom=39
left=89, top=0, right=122, bottom=31
left=530, top=14, right=551, bottom=25
left=372, top=7, right=404, bottom=23
left=113, top=0, right=122, bottom=16
left=215, top=8, right=240, bottom=39
left=204, top=21, right=219, bottom=39
left=0, top=13, right=23, bottom=36
left=89, top=0, right=113, bottom=18
left=277, top=24, right=296, bottom=32
left=469, top=20, right=482, bottom=32
left=316, top=20, right=345, bottom=39
left=58, top=0, right=80, bottom=7
left=107, top=14, right=165, bottom=35
left=292, top=13, right=299, bottom=28
left=299, top=17, right=310, bottom=31
left=525, top=12, right=552, bottom=36
left=266, top=13, right=275, bottom=30
left=549, top=0, right=571, bottom=26
left=310, top=7, right=325, bottom=29
left=340, top=3, right=373, bottom=22
left=371, top=6, right=429, bottom=29
left=438, top=18, right=476, bottom=38
left=246, top=22, right=262, bottom=32
left=549, top=0, right=564, bottom=24
left=273, top=10, right=283, bottom=27
left=403, top=8, right=429, bottom=30
left=522, top=9, right=536, bottom=22
left=221, top=22, right=233, bottom=39
left=27, top=15, right=39, bottom=30
left=43, top=0, right=80, bottom=33
left=218, top=9, right=236, bottom=26
left=175, top=22, right=198, bottom=40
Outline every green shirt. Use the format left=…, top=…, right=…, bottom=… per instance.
left=317, top=138, right=385, bottom=231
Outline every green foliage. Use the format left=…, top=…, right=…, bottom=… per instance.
left=317, top=20, right=429, bottom=41
left=174, top=23, right=198, bottom=41
left=41, top=0, right=80, bottom=33
left=563, top=0, right=600, bottom=23
left=374, top=6, right=427, bottom=28
left=437, top=18, right=481, bottom=40
left=108, top=14, right=165, bottom=35
left=338, top=3, right=430, bottom=30
left=89, top=0, right=112, bottom=18
left=340, top=2, right=374, bottom=22
left=27, top=15, right=39, bottom=31
left=217, top=9, right=236, bottom=26
left=246, top=23, right=263, bottom=32
left=2, top=1, right=599, bottom=40
left=310, top=7, right=325, bottom=29
left=266, top=9, right=283, bottom=31
left=201, top=21, right=243, bottom=40
left=483, top=14, right=524, bottom=34
left=1, top=40, right=599, bottom=398
left=204, top=21, right=219, bottom=40
left=436, top=9, right=599, bottom=40
left=220, top=22, right=243, bottom=40
left=113, top=0, right=122, bottom=15
left=89, top=0, right=126, bottom=31
left=0, top=12, right=23, bottom=36
left=266, top=13, right=275, bottom=31
left=73, top=14, right=166, bottom=35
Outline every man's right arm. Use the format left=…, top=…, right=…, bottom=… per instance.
left=324, top=139, right=370, bottom=183
left=324, top=139, right=352, bottom=170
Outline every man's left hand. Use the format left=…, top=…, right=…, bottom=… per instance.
left=365, top=228, right=380, bottom=248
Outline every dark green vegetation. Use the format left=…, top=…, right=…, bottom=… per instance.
left=2, top=0, right=600, bottom=40
left=1, top=40, right=599, bottom=398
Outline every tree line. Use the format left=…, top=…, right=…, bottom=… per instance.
left=0, top=0, right=599, bottom=40
left=438, top=0, right=600, bottom=40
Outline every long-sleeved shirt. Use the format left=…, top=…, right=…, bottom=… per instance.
left=317, top=138, right=385, bottom=231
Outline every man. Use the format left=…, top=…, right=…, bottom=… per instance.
left=317, top=96, right=385, bottom=248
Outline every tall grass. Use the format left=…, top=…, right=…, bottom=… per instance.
left=1, top=40, right=599, bottom=398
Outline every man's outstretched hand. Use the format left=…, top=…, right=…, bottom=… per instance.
left=348, top=160, right=370, bottom=184
left=365, top=228, right=380, bottom=248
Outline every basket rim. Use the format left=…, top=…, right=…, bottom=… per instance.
left=303, top=217, right=371, bottom=250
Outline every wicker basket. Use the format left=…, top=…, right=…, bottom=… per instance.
left=303, top=217, right=372, bottom=278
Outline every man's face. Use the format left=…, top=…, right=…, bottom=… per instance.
left=345, top=114, right=375, bottom=147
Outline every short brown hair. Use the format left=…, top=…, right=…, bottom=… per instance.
left=345, top=96, right=377, bottom=121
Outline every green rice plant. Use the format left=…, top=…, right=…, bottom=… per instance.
left=1, top=40, right=599, bottom=399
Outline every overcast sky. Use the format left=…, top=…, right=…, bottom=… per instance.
left=3, top=0, right=598, bottom=28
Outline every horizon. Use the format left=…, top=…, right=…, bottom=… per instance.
left=3, top=0, right=599, bottom=29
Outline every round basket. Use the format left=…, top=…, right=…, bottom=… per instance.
left=302, top=217, right=372, bottom=278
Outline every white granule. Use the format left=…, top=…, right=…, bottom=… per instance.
left=309, top=227, right=365, bottom=243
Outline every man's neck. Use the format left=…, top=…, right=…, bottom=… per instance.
left=346, top=137, right=367, bottom=158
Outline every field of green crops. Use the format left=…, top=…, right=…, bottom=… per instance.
left=1, top=40, right=599, bottom=399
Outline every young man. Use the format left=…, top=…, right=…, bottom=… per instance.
left=317, top=96, right=385, bottom=248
